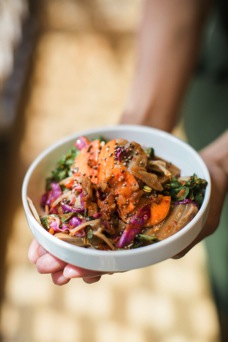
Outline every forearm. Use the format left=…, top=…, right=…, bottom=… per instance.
left=121, top=0, right=210, bottom=131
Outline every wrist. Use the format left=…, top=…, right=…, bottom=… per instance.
left=200, top=130, right=228, bottom=192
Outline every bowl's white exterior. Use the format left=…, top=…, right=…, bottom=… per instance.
left=22, top=125, right=211, bottom=272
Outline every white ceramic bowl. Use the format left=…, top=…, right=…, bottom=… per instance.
left=22, top=125, right=211, bottom=272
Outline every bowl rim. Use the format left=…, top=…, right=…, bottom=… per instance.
left=22, top=124, right=211, bottom=269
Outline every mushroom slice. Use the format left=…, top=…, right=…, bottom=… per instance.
left=93, top=228, right=116, bottom=250
left=27, top=197, right=41, bottom=224
left=131, top=168, right=163, bottom=191
left=54, top=233, right=90, bottom=247
left=149, top=160, right=172, bottom=178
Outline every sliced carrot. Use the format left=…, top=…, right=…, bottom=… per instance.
left=97, top=139, right=116, bottom=184
left=109, top=167, right=140, bottom=218
left=72, top=139, right=100, bottom=184
left=145, top=195, right=171, bottom=226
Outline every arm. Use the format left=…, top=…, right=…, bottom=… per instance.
left=121, top=0, right=210, bottom=131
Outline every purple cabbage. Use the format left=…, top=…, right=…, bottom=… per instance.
left=48, top=215, right=68, bottom=233
left=75, top=136, right=89, bottom=150
left=49, top=217, right=60, bottom=230
left=48, top=214, right=83, bottom=234
left=40, top=192, right=48, bottom=207
left=116, top=205, right=151, bottom=248
left=61, top=202, right=84, bottom=213
left=69, top=216, right=82, bottom=227
left=41, top=182, right=62, bottom=208
left=69, top=217, right=86, bottom=237
left=60, top=192, right=84, bottom=213
left=60, top=224, right=71, bottom=232
left=115, top=146, right=125, bottom=161
left=174, top=198, right=197, bottom=206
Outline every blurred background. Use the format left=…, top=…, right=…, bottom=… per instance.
left=0, top=1, right=220, bottom=341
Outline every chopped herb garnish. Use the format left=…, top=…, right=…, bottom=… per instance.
left=46, top=147, right=79, bottom=190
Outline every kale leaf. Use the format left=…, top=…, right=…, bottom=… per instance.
left=163, top=174, right=208, bottom=207
left=46, top=146, right=79, bottom=190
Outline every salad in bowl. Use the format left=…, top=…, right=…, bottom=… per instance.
left=22, top=125, right=211, bottom=271
left=37, top=135, right=208, bottom=251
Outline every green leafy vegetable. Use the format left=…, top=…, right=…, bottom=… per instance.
left=164, top=174, right=208, bottom=206
left=40, top=216, right=50, bottom=230
left=131, top=233, right=158, bottom=248
left=144, top=147, right=155, bottom=159
left=46, top=147, right=79, bottom=190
